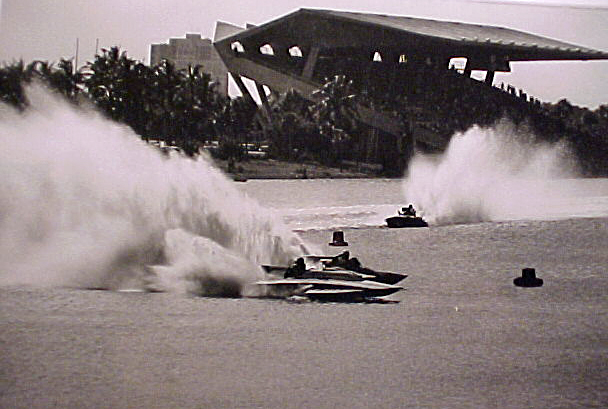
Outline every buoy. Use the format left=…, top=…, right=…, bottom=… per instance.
left=329, top=231, right=348, bottom=246
left=513, top=267, right=543, bottom=287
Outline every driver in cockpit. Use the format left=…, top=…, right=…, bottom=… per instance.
left=399, top=204, right=416, bottom=217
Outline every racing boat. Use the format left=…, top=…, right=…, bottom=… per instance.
left=386, top=205, right=428, bottom=228
left=385, top=215, right=428, bottom=228
left=257, top=252, right=406, bottom=301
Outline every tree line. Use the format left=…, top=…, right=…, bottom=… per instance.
left=1, top=46, right=607, bottom=175
left=0, top=47, right=357, bottom=165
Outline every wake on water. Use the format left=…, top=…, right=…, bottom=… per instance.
left=0, top=86, right=307, bottom=296
left=275, top=121, right=584, bottom=230
left=403, top=120, right=579, bottom=225
left=0, top=86, right=591, bottom=295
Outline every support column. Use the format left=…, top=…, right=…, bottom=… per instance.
left=231, top=73, right=256, bottom=107
left=485, top=70, right=495, bottom=85
left=302, top=46, right=320, bottom=79
left=366, top=127, right=378, bottom=163
left=463, top=59, right=472, bottom=77
left=255, top=82, right=272, bottom=123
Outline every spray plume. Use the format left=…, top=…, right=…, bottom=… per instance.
left=403, top=120, right=579, bottom=225
left=0, top=86, right=306, bottom=295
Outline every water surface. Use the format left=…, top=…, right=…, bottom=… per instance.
left=2, top=178, right=607, bottom=409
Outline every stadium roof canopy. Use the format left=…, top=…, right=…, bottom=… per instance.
left=215, top=8, right=608, bottom=69
left=213, top=9, right=608, bottom=149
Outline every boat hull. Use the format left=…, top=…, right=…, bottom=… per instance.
left=303, top=289, right=366, bottom=302
left=385, top=216, right=428, bottom=228
left=255, top=278, right=403, bottom=300
left=262, top=264, right=407, bottom=285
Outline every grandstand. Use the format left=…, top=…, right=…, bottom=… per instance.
left=213, top=9, right=608, bottom=171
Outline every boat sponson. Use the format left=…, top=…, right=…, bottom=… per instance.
left=256, top=278, right=403, bottom=298
left=366, top=270, right=408, bottom=285
left=303, top=289, right=366, bottom=302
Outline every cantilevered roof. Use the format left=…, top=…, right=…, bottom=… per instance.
left=216, top=8, right=608, bottom=62
left=322, top=10, right=605, bottom=56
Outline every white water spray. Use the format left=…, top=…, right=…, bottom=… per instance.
left=403, top=120, right=579, bottom=225
left=0, top=86, right=306, bottom=295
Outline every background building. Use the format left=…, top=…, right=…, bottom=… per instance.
left=214, top=9, right=608, bottom=172
left=150, top=33, right=228, bottom=96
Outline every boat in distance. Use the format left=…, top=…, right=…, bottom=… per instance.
left=385, top=215, right=428, bottom=228
left=386, top=205, right=428, bottom=228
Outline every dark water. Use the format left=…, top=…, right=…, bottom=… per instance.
left=2, top=214, right=607, bottom=409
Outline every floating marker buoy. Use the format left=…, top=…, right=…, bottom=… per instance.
left=514, top=267, right=543, bottom=287
left=329, top=231, right=348, bottom=246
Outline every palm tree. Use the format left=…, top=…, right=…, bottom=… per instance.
left=310, top=75, right=360, bottom=166
left=0, top=60, right=28, bottom=109
left=83, top=47, right=135, bottom=122
left=266, top=89, right=316, bottom=160
left=83, top=52, right=229, bottom=153
left=150, top=59, right=185, bottom=143
left=171, top=65, right=224, bottom=154
left=214, top=96, right=257, bottom=161
left=22, top=59, right=83, bottom=102
left=52, top=59, right=83, bottom=100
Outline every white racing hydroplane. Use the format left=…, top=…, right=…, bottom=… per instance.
left=258, top=252, right=406, bottom=302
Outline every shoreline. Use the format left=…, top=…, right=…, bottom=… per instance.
left=213, top=158, right=386, bottom=180
left=213, top=157, right=608, bottom=181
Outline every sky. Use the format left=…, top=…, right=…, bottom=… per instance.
left=0, top=0, right=607, bottom=108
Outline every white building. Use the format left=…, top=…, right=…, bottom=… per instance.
left=150, top=33, right=228, bottom=96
